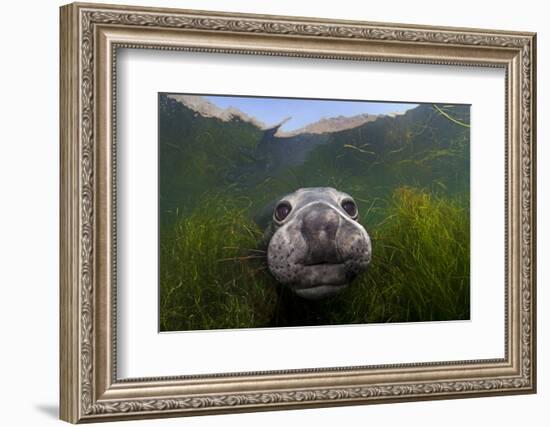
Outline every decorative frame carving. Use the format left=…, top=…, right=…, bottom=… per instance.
left=60, top=2, right=536, bottom=423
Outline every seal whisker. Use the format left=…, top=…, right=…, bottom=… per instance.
left=222, top=246, right=267, bottom=253
left=217, top=255, right=266, bottom=262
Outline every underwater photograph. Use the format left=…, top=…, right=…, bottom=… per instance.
left=158, top=93, right=471, bottom=332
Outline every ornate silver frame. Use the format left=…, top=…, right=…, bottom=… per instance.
left=60, top=2, right=537, bottom=423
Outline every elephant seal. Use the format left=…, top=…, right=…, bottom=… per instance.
left=266, top=187, right=372, bottom=299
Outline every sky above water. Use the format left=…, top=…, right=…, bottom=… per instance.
left=204, top=95, right=417, bottom=132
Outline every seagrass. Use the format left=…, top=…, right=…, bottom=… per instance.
left=60, top=2, right=536, bottom=423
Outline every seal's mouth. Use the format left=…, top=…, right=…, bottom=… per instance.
left=303, top=260, right=339, bottom=266
left=288, top=260, right=362, bottom=299
left=291, top=262, right=353, bottom=296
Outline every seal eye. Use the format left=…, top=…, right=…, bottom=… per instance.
left=274, top=202, right=292, bottom=222
left=341, top=199, right=358, bottom=218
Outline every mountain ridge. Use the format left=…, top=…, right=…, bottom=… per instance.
left=167, top=94, right=400, bottom=137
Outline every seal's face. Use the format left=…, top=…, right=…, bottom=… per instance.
left=267, top=187, right=372, bottom=299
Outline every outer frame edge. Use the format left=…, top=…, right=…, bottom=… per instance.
left=60, top=2, right=537, bottom=422
left=60, top=3, right=81, bottom=424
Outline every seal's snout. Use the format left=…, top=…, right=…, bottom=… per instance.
left=266, top=187, right=372, bottom=300
left=301, top=203, right=340, bottom=265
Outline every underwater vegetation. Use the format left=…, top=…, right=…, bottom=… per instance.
left=158, top=95, right=471, bottom=331
left=160, top=188, right=469, bottom=331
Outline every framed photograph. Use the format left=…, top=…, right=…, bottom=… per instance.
left=60, top=2, right=537, bottom=423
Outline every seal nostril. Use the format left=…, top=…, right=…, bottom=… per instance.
left=300, top=205, right=341, bottom=264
